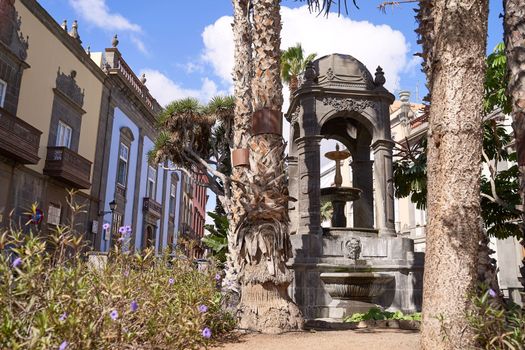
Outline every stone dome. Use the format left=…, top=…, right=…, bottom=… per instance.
left=312, top=54, right=376, bottom=90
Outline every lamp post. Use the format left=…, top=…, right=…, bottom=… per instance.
left=99, top=199, right=117, bottom=250
left=99, top=199, right=117, bottom=216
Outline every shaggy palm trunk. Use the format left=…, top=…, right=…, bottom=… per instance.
left=289, top=75, right=299, bottom=96
left=224, top=0, right=253, bottom=296
left=237, top=0, right=303, bottom=333
left=504, top=0, right=525, bottom=290
left=420, top=0, right=488, bottom=348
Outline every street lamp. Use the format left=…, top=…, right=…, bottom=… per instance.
left=99, top=199, right=117, bottom=216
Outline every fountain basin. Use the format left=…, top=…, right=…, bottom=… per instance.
left=320, top=187, right=361, bottom=202
left=320, top=272, right=394, bottom=302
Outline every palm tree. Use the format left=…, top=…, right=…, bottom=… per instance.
left=503, top=0, right=525, bottom=290
left=234, top=0, right=303, bottom=333
left=281, top=44, right=316, bottom=94
left=223, top=0, right=254, bottom=296
left=320, top=201, right=333, bottom=223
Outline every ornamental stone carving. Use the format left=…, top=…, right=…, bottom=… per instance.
left=322, top=97, right=379, bottom=113
left=0, top=0, right=29, bottom=61
left=343, top=237, right=362, bottom=260
left=287, top=105, right=300, bottom=125
left=55, top=68, right=85, bottom=108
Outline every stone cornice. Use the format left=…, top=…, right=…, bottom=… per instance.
left=19, top=0, right=106, bottom=82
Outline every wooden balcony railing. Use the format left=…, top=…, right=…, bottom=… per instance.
left=0, top=106, right=42, bottom=164
left=143, top=197, right=162, bottom=219
left=43, top=147, right=92, bottom=189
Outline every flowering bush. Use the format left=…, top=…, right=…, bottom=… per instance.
left=467, top=286, right=525, bottom=349
left=0, top=224, right=235, bottom=349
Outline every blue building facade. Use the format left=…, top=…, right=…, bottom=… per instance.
left=92, top=47, right=182, bottom=254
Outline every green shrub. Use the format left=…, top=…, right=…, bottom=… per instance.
left=0, top=206, right=235, bottom=349
left=343, top=307, right=421, bottom=323
left=467, top=287, right=525, bottom=350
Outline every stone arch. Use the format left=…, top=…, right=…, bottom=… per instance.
left=285, top=53, right=395, bottom=237
left=120, top=126, right=135, bottom=142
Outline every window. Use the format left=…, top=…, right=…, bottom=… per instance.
left=169, top=183, right=176, bottom=214
left=146, top=165, right=156, bottom=198
left=56, top=121, right=72, bottom=148
left=47, top=204, right=61, bottom=225
left=117, top=143, right=129, bottom=187
left=0, top=80, right=6, bottom=108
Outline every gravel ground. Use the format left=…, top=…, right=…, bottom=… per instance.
left=211, top=329, right=420, bottom=350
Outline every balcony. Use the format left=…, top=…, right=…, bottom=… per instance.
left=0, top=106, right=42, bottom=164
left=43, top=147, right=92, bottom=189
left=143, top=197, right=162, bottom=219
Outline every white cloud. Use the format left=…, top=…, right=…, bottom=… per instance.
left=141, top=69, right=226, bottom=107
left=202, top=16, right=234, bottom=83
left=201, top=5, right=412, bottom=96
left=68, top=0, right=141, bottom=32
left=130, top=35, right=148, bottom=55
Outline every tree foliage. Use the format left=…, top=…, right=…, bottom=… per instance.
left=281, top=43, right=316, bottom=86
left=202, top=212, right=229, bottom=264
left=393, top=44, right=522, bottom=239
left=151, top=96, right=235, bottom=203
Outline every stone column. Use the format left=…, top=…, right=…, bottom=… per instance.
left=372, top=139, right=396, bottom=236
left=351, top=158, right=374, bottom=228
left=288, top=155, right=299, bottom=235
left=296, top=135, right=323, bottom=235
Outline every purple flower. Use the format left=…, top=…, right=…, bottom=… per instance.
left=59, top=341, right=69, bottom=350
left=198, top=304, right=208, bottom=313
left=118, top=226, right=126, bottom=234
left=130, top=300, right=139, bottom=312
left=123, top=270, right=129, bottom=277
left=214, top=273, right=221, bottom=281
left=102, top=223, right=110, bottom=230
left=125, top=225, right=132, bottom=233
left=202, top=327, right=212, bottom=339
left=59, top=312, right=67, bottom=322
left=489, top=289, right=497, bottom=298
left=168, top=278, right=175, bottom=285
left=12, top=257, right=22, bottom=268
left=110, top=310, right=118, bottom=320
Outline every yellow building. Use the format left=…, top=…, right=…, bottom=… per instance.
left=0, top=0, right=105, bottom=232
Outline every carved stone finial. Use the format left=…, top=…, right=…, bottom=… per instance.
left=68, top=20, right=81, bottom=44
left=374, top=66, right=386, bottom=86
left=140, top=73, right=147, bottom=84
left=86, top=45, right=90, bottom=57
left=61, top=19, right=68, bottom=31
left=102, top=62, right=111, bottom=74
left=112, top=34, right=119, bottom=48
left=303, top=61, right=317, bottom=85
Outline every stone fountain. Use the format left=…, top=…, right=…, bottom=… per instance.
left=286, top=53, right=424, bottom=322
left=318, top=145, right=398, bottom=317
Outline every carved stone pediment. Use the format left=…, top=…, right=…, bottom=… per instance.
left=55, top=69, right=85, bottom=108
left=0, top=0, right=29, bottom=61
left=321, top=97, right=379, bottom=114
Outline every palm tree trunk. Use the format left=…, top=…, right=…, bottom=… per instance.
left=225, top=0, right=253, bottom=296
left=236, top=0, right=303, bottom=333
left=420, top=0, right=488, bottom=348
left=504, top=0, right=525, bottom=290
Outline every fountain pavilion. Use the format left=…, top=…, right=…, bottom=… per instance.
left=286, top=54, right=424, bottom=320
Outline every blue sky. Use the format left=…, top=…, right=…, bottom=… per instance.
left=38, top=0, right=505, bottom=219
left=40, top=0, right=504, bottom=107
